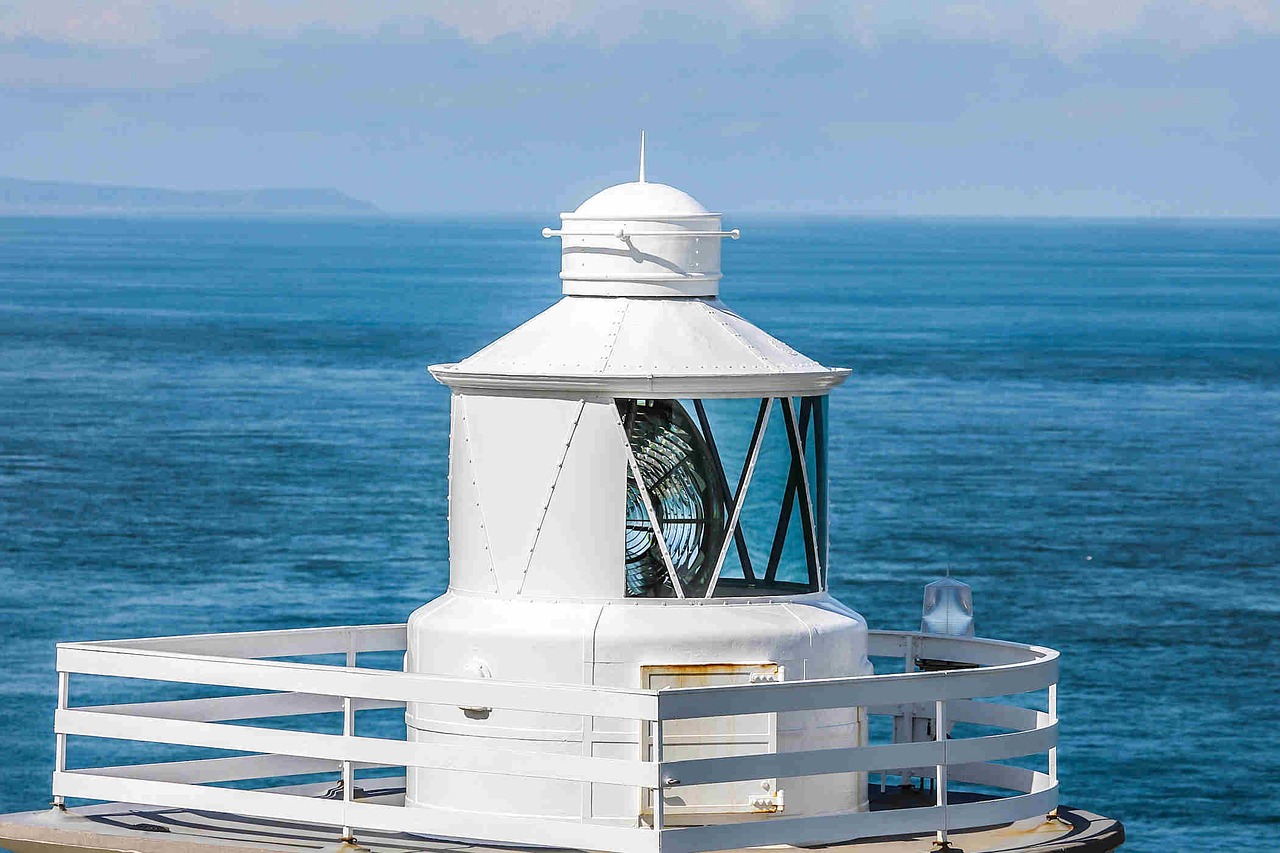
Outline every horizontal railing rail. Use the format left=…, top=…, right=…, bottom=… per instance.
left=52, top=626, right=1060, bottom=853
left=56, top=644, right=659, bottom=720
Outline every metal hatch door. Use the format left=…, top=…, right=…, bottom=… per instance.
left=641, top=663, right=782, bottom=824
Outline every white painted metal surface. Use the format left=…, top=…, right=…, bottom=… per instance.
left=446, top=395, right=622, bottom=598
left=429, top=297, right=850, bottom=398
left=404, top=592, right=870, bottom=821
left=556, top=175, right=724, bottom=298
left=49, top=627, right=1059, bottom=853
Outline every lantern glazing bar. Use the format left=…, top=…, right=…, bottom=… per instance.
left=782, top=397, right=822, bottom=591
left=705, top=398, right=772, bottom=598
left=763, top=398, right=816, bottom=587
left=692, top=398, right=762, bottom=584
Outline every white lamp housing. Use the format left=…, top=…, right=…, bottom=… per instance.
left=921, top=577, right=975, bottom=638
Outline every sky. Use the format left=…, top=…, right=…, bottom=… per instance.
left=1, top=1, right=1278, bottom=215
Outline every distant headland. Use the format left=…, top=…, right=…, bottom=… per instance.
left=0, top=177, right=379, bottom=215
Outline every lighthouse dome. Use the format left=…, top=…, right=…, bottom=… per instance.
left=570, top=180, right=711, bottom=219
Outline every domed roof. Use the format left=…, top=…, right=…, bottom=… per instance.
left=567, top=181, right=712, bottom=220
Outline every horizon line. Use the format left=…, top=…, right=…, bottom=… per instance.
left=2, top=210, right=1279, bottom=223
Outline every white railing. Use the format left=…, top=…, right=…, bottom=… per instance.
left=51, top=626, right=1058, bottom=853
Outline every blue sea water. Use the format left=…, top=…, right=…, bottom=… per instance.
left=1, top=216, right=1278, bottom=851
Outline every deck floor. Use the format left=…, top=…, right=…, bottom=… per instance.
left=0, top=787, right=1124, bottom=853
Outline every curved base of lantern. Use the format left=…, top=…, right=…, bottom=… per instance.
left=403, top=590, right=873, bottom=822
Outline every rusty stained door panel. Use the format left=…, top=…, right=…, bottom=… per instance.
left=641, top=662, right=782, bottom=822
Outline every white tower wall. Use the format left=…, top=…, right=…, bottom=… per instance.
left=446, top=394, right=626, bottom=598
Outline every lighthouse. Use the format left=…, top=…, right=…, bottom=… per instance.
left=406, top=149, right=870, bottom=824
left=0, top=145, right=1124, bottom=853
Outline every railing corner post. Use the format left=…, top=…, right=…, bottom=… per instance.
left=340, top=696, right=355, bottom=844
left=52, top=669, right=69, bottom=810
left=1048, top=680, right=1059, bottom=820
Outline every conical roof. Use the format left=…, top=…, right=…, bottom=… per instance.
left=429, top=296, right=849, bottom=397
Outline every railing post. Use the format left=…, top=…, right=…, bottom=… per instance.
left=653, top=718, right=665, bottom=844
left=1047, top=681, right=1059, bottom=820
left=52, top=670, right=68, bottom=810
left=934, top=698, right=948, bottom=849
left=341, top=696, right=355, bottom=843
left=898, top=635, right=917, bottom=788
left=341, top=627, right=357, bottom=842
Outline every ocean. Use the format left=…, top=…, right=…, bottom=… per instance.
left=1, top=216, right=1277, bottom=851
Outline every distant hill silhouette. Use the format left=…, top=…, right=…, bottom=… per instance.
left=0, top=177, right=379, bottom=215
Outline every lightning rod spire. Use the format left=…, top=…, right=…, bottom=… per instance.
left=638, top=131, right=646, bottom=183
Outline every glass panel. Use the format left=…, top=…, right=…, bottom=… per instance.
left=617, top=396, right=829, bottom=598
left=716, top=399, right=806, bottom=595
left=763, top=398, right=818, bottom=589
left=690, top=398, right=766, bottom=588
left=619, top=399, right=727, bottom=598
left=721, top=399, right=783, bottom=592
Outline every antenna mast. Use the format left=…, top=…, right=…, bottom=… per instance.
left=638, top=131, right=646, bottom=183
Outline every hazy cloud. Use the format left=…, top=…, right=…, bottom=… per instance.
left=2, top=1, right=1277, bottom=215
left=1, top=0, right=1278, bottom=52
